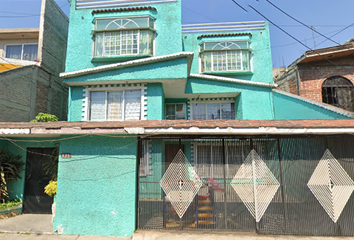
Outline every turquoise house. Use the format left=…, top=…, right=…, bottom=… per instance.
left=3, top=0, right=354, bottom=238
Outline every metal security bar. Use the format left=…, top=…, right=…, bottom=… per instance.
left=137, top=136, right=354, bottom=236
left=76, top=0, right=177, bottom=9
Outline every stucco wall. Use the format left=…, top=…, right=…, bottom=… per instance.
left=65, top=0, right=182, bottom=72
left=182, top=22, right=273, bottom=83
left=186, top=77, right=275, bottom=120
left=54, top=135, right=138, bottom=237
left=273, top=91, right=350, bottom=119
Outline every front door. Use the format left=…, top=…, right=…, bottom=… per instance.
left=22, top=148, right=55, bottom=214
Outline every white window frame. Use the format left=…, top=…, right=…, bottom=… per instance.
left=4, top=43, right=38, bottom=61
left=93, top=16, right=155, bottom=58
left=140, top=140, right=152, bottom=177
left=165, top=103, right=187, bottom=120
left=199, top=40, right=252, bottom=73
left=87, top=87, right=144, bottom=121
left=190, top=101, right=235, bottom=120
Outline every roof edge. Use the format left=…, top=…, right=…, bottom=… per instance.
left=190, top=73, right=277, bottom=88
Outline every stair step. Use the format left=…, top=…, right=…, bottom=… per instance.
left=198, top=206, right=213, bottom=211
left=198, top=213, right=214, bottom=219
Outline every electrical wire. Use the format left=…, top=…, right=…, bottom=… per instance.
left=265, top=0, right=340, bottom=46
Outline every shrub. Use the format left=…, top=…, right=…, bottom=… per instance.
left=30, top=113, right=58, bottom=122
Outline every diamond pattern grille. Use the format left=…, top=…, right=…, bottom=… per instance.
left=307, top=149, right=354, bottom=222
left=230, top=150, right=280, bottom=222
left=160, top=149, right=203, bottom=218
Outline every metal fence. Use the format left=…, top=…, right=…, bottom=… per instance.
left=137, top=135, right=354, bottom=236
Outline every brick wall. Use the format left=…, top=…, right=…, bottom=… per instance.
left=298, top=56, right=354, bottom=102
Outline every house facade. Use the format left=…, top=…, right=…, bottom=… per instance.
left=0, top=0, right=69, bottom=122
left=3, top=0, right=354, bottom=238
left=275, top=39, right=354, bottom=112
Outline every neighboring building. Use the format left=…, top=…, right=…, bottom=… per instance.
left=3, top=0, right=354, bottom=238
left=0, top=0, right=69, bottom=122
left=275, top=39, right=354, bottom=112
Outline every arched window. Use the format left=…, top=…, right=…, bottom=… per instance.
left=322, top=76, right=354, bottom=111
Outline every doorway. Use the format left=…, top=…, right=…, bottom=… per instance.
left=22, top=148, right=56, bottom=214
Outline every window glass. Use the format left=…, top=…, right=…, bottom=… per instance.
left=23, top=44, right=38, bottom=61
left=207, top=103, right=220, bottom=119
left=221, top=103, right=235, bottom=119
left=6, top=45, right=22, bottom=60
left=192, top=102, right=235, bottom=120
left=94, top=17, right=154, bottom=57
left=165, top=103, right=186, bottom=120
left=89, top=90, right=141, bottom=121
left=90, top=91, right=106, bottom=121
left=200, top=41, right=251, bottom=73
left=107, top=92, right=123, bottom=120
left=192, top=103, right=206, bottom=120
left=125, top=90, right=141, bottom=120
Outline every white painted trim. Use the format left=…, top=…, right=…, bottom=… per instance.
left=273, top=89, right=354, bottom=118
left=60, top=52, right=194, bottom=79
left=144, top=127, right=354, bottom=135
left=76, top=0, right=177, bottom=9
left=0, top=129, right=30, bottom=134
left=82, top=88, right=89, bottom=121
left=183, top=21, right=265, bottom=27
left=190, top=73, right=277, bottom=88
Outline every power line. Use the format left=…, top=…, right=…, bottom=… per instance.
left=230, top=0, right=248, bottom=12
left=247, top=4, right=312, bottom=51
left=265, top=0, right=340, bottom=46
left=316, top=22, right=354, bottom=47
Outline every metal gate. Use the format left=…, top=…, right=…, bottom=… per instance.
left=23, top=148, right=55, bottom=214
left=137, top=136, right=354, bottom=236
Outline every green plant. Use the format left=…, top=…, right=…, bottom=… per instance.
left=30, top=113, right=58, bottom=122
left=0, top=150, right=24, bottom=202
left=44, top=180, right=57, bottom=197
left=0, top=199, right=21, bottom=211
left=44, top=148, right=59, bottom=180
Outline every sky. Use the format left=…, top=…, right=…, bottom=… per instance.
left=0, top=0, right=353, bottom=68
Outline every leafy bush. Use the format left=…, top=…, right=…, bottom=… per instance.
left=0, top=150, right=24, bottom=202
left=30, top=113, right=58, bottom=122
left=0, top=199, right=21, bottom=211
left=44, top=180, right=57, bottom=197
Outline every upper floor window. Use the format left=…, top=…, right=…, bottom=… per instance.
left=5, top=44, right=38, bottom=61
left=89, top=89, right=142, bottom=121
left=192, top=102, right=235, bottom=120
left=200, top=41, right=251, bottom=73
left=93, top=16, right=155, bottom=57
left=165, top=103, right=186, bottom=120
left=322, top=76, right=354, bottom=111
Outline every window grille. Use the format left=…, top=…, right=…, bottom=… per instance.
left=322, top=76, right=354, bottom=111
left=89, top=89, right=142, bottom=121
left=93, top=17, right=155, bottom=57
left=200, top=41, right=251, bottom=73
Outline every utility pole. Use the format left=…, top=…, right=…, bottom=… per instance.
left=311, top=26, right=317, bottom=49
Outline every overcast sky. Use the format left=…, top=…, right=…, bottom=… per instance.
left=0, top=0, right=353, bottom=68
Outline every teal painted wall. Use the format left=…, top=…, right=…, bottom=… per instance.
left=182, top=22, right=273, bottom=84
left=63, top=57, right=189, bottom=84
left=186, top=77, right=275, bottom=120
left=147, top=83, right=165, bottom=120
left=65, top=0, right=182, bottom=72
left=1, top=138, right=59, bottom=201
left=68, top=86, right=84, bottom=122
left=273, top=91, right=350, bottom=119
left=54, top=135, right=138, bottom=237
